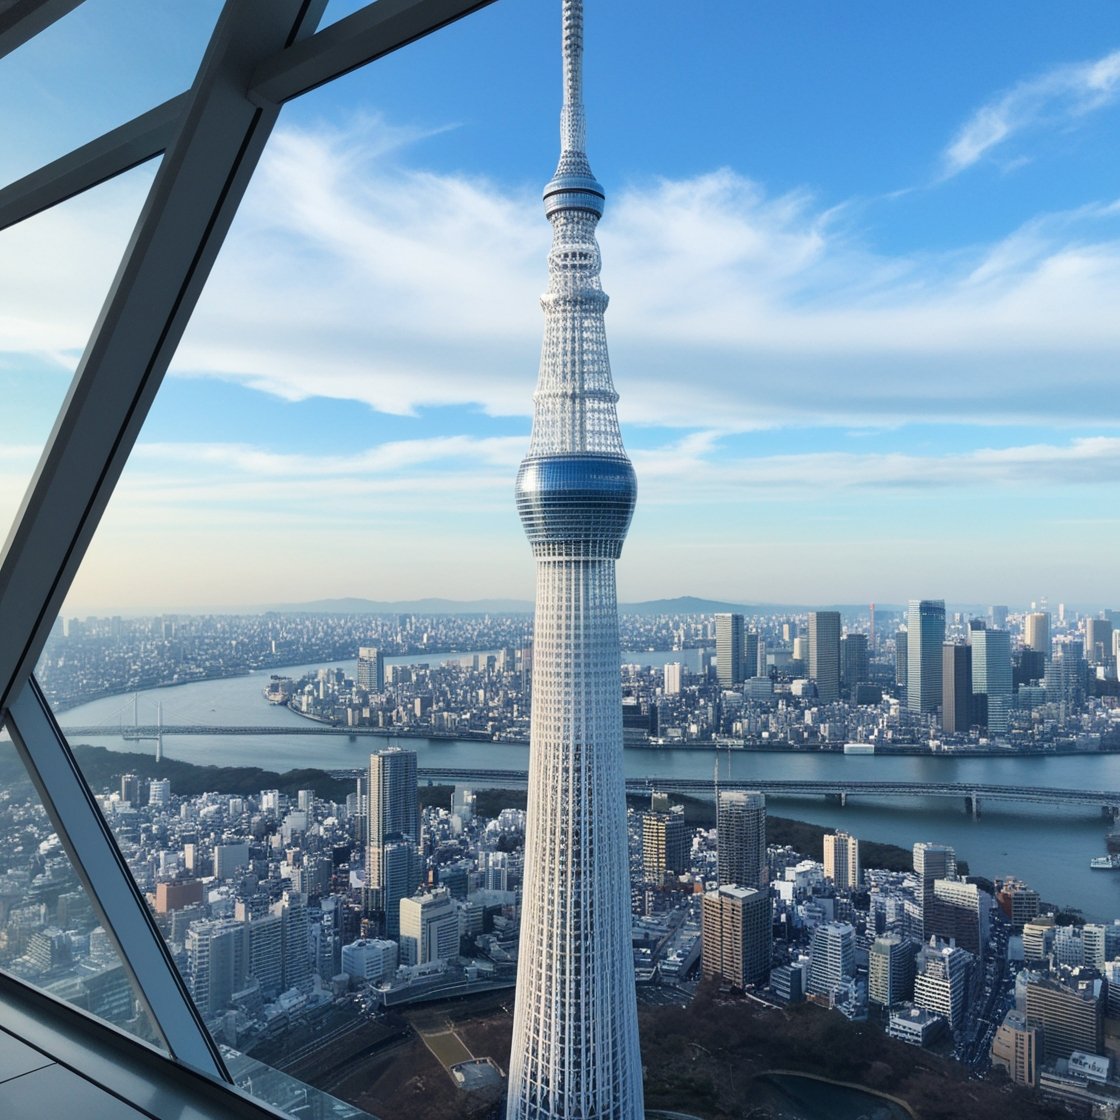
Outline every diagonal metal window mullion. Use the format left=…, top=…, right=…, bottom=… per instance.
left=249, top=0, right=499, bottom=104
left=0, top=93, right=187, bottom=232
left=0, top=0, right=500, bottom=232
left=0, top=0, right=85, bottom=61
left=0, top=0, right=328, bottom=713
left=6, top=676, right=225, bottom=1076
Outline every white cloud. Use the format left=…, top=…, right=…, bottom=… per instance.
left=5, top=115, right=1120, bottom=444
left=632, top=435, right=1120, bottom=504
left=943, top=48, right=1120, bottom=176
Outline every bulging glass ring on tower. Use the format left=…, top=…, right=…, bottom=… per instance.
left=543, top=172, right=605, bottom=218
left=515, top=453, right=636, bottom=558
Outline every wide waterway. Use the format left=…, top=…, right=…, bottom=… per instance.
left=46, top=649, right=1120, bottom=922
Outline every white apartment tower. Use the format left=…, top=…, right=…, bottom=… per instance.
left=807, top=921, right=856, bottom=996
left=507, top=3, right=644, bottom=1117
left=716, top=613, right=745, bottom=687
left=914, top=940, right=973, bottom=1029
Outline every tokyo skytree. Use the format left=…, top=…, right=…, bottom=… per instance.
left=508, top=3, right=644, bottom=1119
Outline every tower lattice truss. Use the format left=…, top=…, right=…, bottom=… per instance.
left=508, top=2, right=645, bottom=1118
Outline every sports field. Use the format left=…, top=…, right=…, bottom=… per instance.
left=418, top=1025, right=473, bottom=1070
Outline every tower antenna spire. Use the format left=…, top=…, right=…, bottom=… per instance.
left=560, top=0, right=586, bottom=158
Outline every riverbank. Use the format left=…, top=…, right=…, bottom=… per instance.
left=44, top=746, right=923, bottom=874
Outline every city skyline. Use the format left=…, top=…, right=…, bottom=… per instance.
left=3, top=2, right=1120, bottom=612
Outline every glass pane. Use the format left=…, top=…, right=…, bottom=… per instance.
left=0, top=723, right=164, bottom=1048
left=0, top=167, right=157, bottom=545
left=0, top=0, right=220, bottom=184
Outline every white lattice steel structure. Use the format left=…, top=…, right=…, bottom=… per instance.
left=508, top=3, right=644, bottom=1118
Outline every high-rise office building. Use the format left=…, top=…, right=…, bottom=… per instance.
left=991, top=1009, right=1041, bottom=1087
left=1022, top=916, right=1056, bottom=963
left=907, top=600, right=945, bottom=715
left=507, top=5, right=644, bottom=1116
left=367, top=747, right=418, bottom=850
left=972, top=628, right=1012, bottom=735
left=914, top=940, right=972, bottom=1029
left=806, top=613, right=842, bottom=698
left=356, top=646, right=385, bottom=692
left=840, top=633, right=869, bottom=699
left=808, top=611, right=841, bottom=702
left=807, top=921, right=856, bottom=996
left=995, top=879, right=1041, bottom=929
left=941, top=642, right=972, bottom=734
left=991, top=605, right=1009, bottom=629
left=895, top=629, right=908, bottom=697
left=1086, top=619, right=1114, bottom=667
left=913, top=842, right=956, bottom=941
left=120, top=773, right=141, bottom=807
left=366, top=748, right=419, bottom=936
left=716, top=612, right=745, bottom=687
left=744, top=630, right=761, bottom=682
left=701, top=885, right=771, bottom=989
left=823, top=831, right=861, bottom=890
left=641, top=810, right=689, bottom=880
left=272, top=889, right=311, bottom=992
left=868, top=935, right=915, bottom=1008
left=185, top=918, right=245, bottom=1018
left=399, top=888, right=459, bottom=967
left=717, top=790, right=768, bottom=889
left=1024, top=613, right=1050, bottom=660
left=930, top=878, right=989, bottom=958
left=1025, top=976, right=1104, bottom=1062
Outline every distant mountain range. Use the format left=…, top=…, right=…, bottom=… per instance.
left=263, top=595, right=908, bottom=617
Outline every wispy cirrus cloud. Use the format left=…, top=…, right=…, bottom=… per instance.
left=942, top=48, right=1120, bottom=177
left=633, top=435, right=1120, bottom=502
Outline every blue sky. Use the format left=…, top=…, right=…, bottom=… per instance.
left=2, top=1, right=1120, bottom=613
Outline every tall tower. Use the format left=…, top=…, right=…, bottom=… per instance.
left=972, top=627, right=1012, bottom=735
left=716, top=612, right=745, bottom=686
left=508, top=3, right=644, bottom=1118
left=365, top=748, right=419, bottom=938
left=907, top=599, right=946, bottom=715
left=717, top=789, right=768, bottom=889
left=808, top=610, right=841, bottom=702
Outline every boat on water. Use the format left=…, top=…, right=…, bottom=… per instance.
left=1090, top=855, right=1120, bottom=870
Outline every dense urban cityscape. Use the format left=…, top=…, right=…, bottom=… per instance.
left=3, top=2, right=1118, bottom=1119
left=1, top=601, right=1118, bottom=1117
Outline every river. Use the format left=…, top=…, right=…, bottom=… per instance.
left=47, top=650, right=1120, bottom=923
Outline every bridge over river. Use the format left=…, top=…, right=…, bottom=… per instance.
left=401, top=767, right=1120, bottom=819
left=62, top=724, right=1120, bottom=817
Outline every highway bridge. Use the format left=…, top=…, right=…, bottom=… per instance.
left=61, top=726, right=1120, bottom=816
left=385, top=767, right=1120, bottom=818
left=60, top=721, right=490, bottom=739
